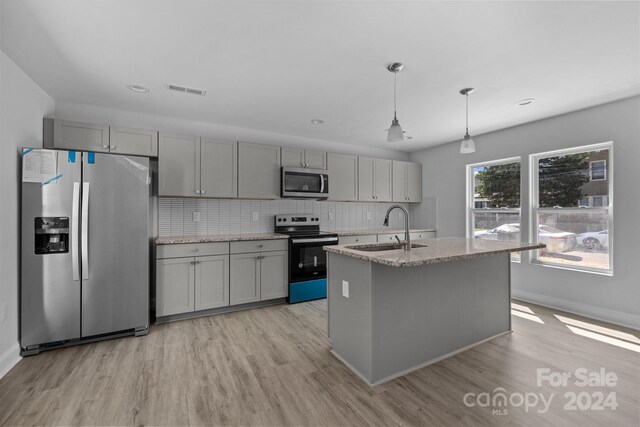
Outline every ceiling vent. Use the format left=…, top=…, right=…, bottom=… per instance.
left=166, top=84, right=206, bottom=96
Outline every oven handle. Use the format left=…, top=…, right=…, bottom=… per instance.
left=290, top=237, right=338, bottom=244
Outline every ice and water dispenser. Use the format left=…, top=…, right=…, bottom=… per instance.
left=34, top=217, right=69, bottom=254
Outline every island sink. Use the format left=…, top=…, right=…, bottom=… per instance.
left=345, top=243, right=428, bottom=252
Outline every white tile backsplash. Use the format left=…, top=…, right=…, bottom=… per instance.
left=158, top=198, right=411, bottom=236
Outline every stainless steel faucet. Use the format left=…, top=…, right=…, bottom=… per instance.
left=383, top=205, right=411, bottom=251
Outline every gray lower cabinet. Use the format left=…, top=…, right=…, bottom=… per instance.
left=238, top=141, right=281, bottom=199
left=378, top=231, right=436, bottom=242
left=195, top=255, right=230, bottom=310
left=338, top=234, right=378, bottom=245
left=230, top=249, right=288, bottom=305
left=156, top=257, right=195, bottom=317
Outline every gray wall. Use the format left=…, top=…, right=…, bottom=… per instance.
left=409, top=96, right=640, bottom=328
left=0, top=50, right=55, bottom=374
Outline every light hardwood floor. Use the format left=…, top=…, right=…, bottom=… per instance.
left=0, top=299, right=638, bottom=426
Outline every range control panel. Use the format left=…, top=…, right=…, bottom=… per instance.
left=275, top=214, right=320, bottom=225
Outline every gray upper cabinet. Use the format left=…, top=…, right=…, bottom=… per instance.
left=238, top=142, right=281, bottom=199
left=392, top=160, right=422, bottom=203
left=159, top=134, right=200, bottom=197
left=53, top=119, right=110, bottom=153
left=281, top=148, right=327, bottom=169
left=327, top=153, right=358, bottom=201
left=51, top=119, right=157, bottom=156
left=195, top=255, right=230, bottom=311
left=201, top=139, right=237, bottom=198
left=358, top=157, right=392, bottom=202
left=110, top=127, right=158, bottom=157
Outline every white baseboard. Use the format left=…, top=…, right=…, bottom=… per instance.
left=0, top=341, right=21, bottom=381
left=512, top=289, right=640, bottom=330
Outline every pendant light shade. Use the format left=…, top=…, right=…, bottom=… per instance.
left=387, top=115, right=404, bottom=142
left=459, top=88, right=476, bottom=154
left=460, top=134, right=476, bottom=154
left=386, top=63, right=406, bottom=143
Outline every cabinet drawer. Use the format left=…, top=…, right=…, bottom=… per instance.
left=157, top=242, right=229, bottom=259
left=377, top=233, right=402, bottom=242
left=338, top=235, right=378, bottom=245
left=230, top=239, right=288, bottom=254
left=410, top=231, right=435, bottom=240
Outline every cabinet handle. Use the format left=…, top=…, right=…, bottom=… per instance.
left=355, top=238, right=359, bottom=242
left=257, top=244, right=263, bottom=248
left=103, top=145, right=109, bottom=149
left=195, top=190, right=200, bottom=194
left=190, top=261, right=196, bottom=265
left=201, top=190, right=206, bottom=195
left=111, top=145, right=117, bottom=150
left=191, top=248, right=199, bottom=252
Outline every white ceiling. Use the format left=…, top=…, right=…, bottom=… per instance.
left=1, top=1, right=639, bottom=152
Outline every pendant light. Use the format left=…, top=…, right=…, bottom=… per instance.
left=387, top=63, right=405, bottom=142
left=459, top=88, right=476, bottom=154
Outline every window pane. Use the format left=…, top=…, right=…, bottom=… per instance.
left=472, top=212, right=521, bottom=261
left=536, top=210, right=610, bottom=270
left=538, top=149, right=609, bottom=208
left=473, top=162, right=520, bottom=208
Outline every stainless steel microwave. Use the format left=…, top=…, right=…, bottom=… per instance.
left=281, top=167, right=329, bottom=199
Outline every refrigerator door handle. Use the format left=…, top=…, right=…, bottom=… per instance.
left=81, top=182, right=90, bottom=280
left=72, top=182, right=80, bottom=281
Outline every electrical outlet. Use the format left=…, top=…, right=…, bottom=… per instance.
left=328, top=211, right=334, bottom=221
left=342, top=280, right=349, bottom=298
left=192, top=212, right=201, bottom=222
left=252, top=212, right=259, bottom=221
left=366, top=212, right=372, bottom=220
left=1, top=303, right=7, bottom=322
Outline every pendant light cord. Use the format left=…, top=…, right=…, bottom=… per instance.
left=465, top=93, right=469, bottom=135
left=394, top=72, right=398, bottom=119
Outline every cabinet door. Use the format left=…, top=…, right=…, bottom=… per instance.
left=156, top=258, right=195, bottom=316
left=281, top=148, right=305, bottom=168
left=392, top=160, right=407, bottom=202
left=110, top=127, right=158, bottom=157
left=159, top=134, right=200, bottom=197
left=357, top=157, right=375, bottom=201
left=374, top=158, right=392, bottom=202
left=327, top=153, right=358, bottom=201
left=53, top=120, right=109, bottom=152
left=195, top=255, right=230, bottom=310
left=407, top=162, right=422, bottom=202
left=304, top=150, right=327, bottom=170
left=201, top=139, right=237, bottom=198
left=230, top=253, right=261, bottom=305
left=238, top=142, right=281, bottom=199
left=260, top=251, right=288, bottom=300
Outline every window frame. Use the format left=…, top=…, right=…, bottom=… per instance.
left=529, top=142, right=613, bottom=275
left=466, top=157, right=522, bottom=262
left=589, top=160, right=607, bottom=181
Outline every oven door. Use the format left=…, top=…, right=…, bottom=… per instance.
left=289, top=236, right=338, bottom=282
left=281, top=167, right=329, bottom=199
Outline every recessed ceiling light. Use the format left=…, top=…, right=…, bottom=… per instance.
left=515, top=98, right=535, bottom=106
left=310, top=119, right=325, bottom=124
left=127, top=84, right=150, bottom=93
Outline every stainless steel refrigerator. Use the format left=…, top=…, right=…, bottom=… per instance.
left=21, top=148, right=150, bottom=355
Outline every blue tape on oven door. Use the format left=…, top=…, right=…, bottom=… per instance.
left=87, top=152, right=95, bottom=164
left=68, top=151, right=76, bottom=163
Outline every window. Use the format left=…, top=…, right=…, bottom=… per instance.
left=467, top=157, right=521, bottom=261
left=531, top=143, right=612, bottom=274
left=590, top=160, right=607, bottom=181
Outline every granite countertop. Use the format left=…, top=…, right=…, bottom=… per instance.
left=156, top=233, right=288, bottom=245
left=332, top=228, right=436, bottom=236
left=324, top=237, right=545, bottom=267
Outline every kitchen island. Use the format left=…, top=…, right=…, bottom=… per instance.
left=324, top=237, right=544, bottom=386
